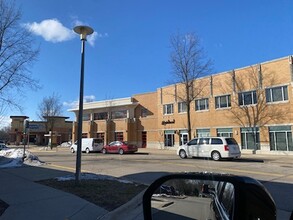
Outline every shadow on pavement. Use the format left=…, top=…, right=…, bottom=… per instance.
left=189, top=157, right=264, bottom=163
left=122, top=171, right=171, bottom=184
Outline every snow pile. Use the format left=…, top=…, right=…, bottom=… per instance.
left=0, top=148, right=45, bottom=168
left=56, top=172, right=134, bottom=184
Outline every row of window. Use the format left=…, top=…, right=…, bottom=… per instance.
left=83, top=110, right=128, bottom=121
left=163, top=85, right=288, bottom=114
left=164, top=125, right=293, bottom=151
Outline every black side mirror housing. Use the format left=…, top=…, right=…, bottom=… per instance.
left=143, top=173, right=276, bottom=220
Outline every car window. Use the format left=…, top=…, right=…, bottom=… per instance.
left=211, top=138, right=223, bottom=145
left=199, top=138, right=210, bottom=145
left=94, top=139, right=103, bottom=144
left=226, top=138, right=238, bottom=145
left=216, top=182, right=235, bottom=218
left=187, top=138, right=198, bottom=145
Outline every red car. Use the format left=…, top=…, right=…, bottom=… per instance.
left=102, top=141, right=138, bottom=154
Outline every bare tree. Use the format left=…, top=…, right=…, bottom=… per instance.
left=0, top=0, right=39, bottom=111
left=37, top=93, right=63, bottom=139
left=0, top=125, right=10, bottom=143
left=225, top=66, right=288, bottom=151
left=169, top=32, right=213, bottom=140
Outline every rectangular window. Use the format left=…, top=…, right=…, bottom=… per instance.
left=163, top=104, right=174, bottom=115
left=217, top=128, right=233, bottom=137
left=115, top=132, right=123, bottom=141
left=269, top=126, right=293, bottom=151
left=82, top=114, right=90, bottom=121
left=238, top=91, right=257, bottom=106
left=266, top=86, right=288, bottom=103
left=111, top=110, right=127, bottom=119
left=215, top=95, right=231, bottom=109
left=197, top=129, right=210, bottom=137
left=164, top=130, right=174, bottom=147
left=94, top=112, right=108, bottom=120
left=178, top=102, right=187, bottom=113
left=240, top=127, right=259, bottom=150
left=195, top=98, right=209, bottom=111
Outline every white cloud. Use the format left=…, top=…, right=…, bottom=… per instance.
left=24, top=19, right=74, bottom=43
left=0, top=116, right=11, bottom=129
left=63, top=95, right=96, bottom=109
left=84, top=95, right=96, bottom=102
left=24, top=18, right=108, bottom=46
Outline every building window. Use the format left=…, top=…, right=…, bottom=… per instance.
left=180, top=131, right=188, bottom=145
left=164, top=130, right=174, bottom=147
left=266, top=86, right=288, bottom=103
left=240, top=127, right=259, bottom=150
left=163, top=104, right=174, bottom=115
left=195, top=98, right=209, bottom=111
left=115, top=132, right=123, bottom=141
left=111, top=110, right=127, bottom=119
left=82, top=133, right=87, bottom=138
left=217, top=128, right=233, bottom=137
left=269, top=126, right=293, bottom=151
left=95, top=132, right=105, bottom=145
left=215, top=95, right=231, bottom=109
left=178, top=102, right=187, bottom=113
left=238, top=91, right=257, bottom=106
left=82, top=114, right=90, bottom=121
left=196, top=129, right=210, bottom=137
left=141, top=108, right=148, bottom=117
left=94, top=112, right=108, bottom=120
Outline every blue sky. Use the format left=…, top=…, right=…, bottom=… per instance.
left=3, top=0, right=293, bottom=126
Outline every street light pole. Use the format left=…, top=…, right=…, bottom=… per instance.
left=73, top=25, right=94, bottom=184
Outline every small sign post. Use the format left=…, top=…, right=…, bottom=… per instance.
left=23, top=120, right=29, bottom=161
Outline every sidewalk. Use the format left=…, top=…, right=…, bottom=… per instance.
left=0, top=166, right=108, bottom=220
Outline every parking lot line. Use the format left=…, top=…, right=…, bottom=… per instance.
left=48, top=163, right=92, bottom=173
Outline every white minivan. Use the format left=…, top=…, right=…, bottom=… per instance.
left=177, top=137, right=241, bottom=161
left=70, top=138, right=104, bottom=154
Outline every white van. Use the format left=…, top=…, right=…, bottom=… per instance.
left=70, top=138, right=104, bottom=154
left=177, top=137, right=241, bottom=161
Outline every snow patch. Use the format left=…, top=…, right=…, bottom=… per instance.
left=0, top=148, right=45, bottom=168
left=56, top=172, right=133, bottom=184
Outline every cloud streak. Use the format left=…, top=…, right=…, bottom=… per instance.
left=63, top=95, right=96, bottom=109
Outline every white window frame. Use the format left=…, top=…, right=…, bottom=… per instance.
left=266, top=85, right=288, bottom=103
left=178, top=102, right=187, bottom=113
left=215, top=95, right=231, bottom=109
left=238, top=90, right=257, bottom=106
left=163, top=104, right=174, bottom=115
left=195, top=98, right=209, bottom=111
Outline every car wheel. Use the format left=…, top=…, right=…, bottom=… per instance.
left=85, top=148, right=90, bottom=154
left=71, top=148, right=75, bottom=153
left=211, top=151, right=221, bottom=161
left=119, top=148, right=124, bottom=155
left=179, top=150, right=187, bottom=159
left=102, top=148, right=107, bottom=154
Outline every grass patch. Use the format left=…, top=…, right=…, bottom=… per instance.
left=38, top=178, right=147, bottom=211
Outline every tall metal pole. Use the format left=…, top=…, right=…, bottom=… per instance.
left=75, top=38, right=86, bottom=184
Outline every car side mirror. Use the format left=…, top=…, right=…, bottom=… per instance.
left=143, top=173, right=276, bottom=220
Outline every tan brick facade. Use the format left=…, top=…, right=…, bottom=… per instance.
left=69, top=56, right=293, bottom=154
left=10, top=116, right=72, bottom=146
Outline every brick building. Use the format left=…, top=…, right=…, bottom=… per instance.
left=69, top=56, right=293, bottom=155
left=10, top=116, right=73, bottom=146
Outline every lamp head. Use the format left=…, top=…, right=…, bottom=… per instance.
left=73, top=25, right=94, bottom=40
